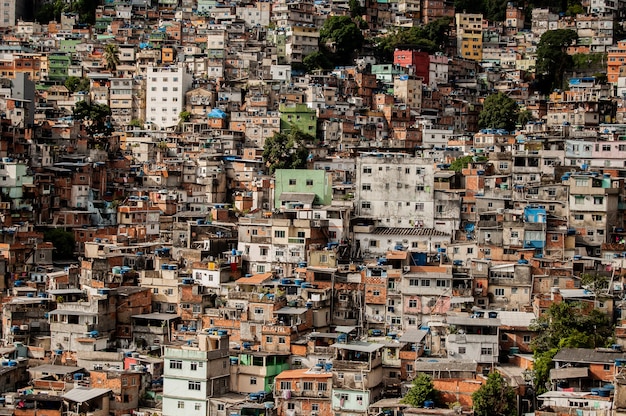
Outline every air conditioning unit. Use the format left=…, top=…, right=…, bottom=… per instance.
left=403, top=266, right=411, bottom=272
left=449, top=350, right=455, bottom=356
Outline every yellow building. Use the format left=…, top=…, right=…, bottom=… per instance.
left=455, top=12, right=484, bottom=61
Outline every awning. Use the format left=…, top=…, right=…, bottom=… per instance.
left=399, top=329, right=428, bottom=343
left=451, top=296, right=474, bottom=304
left=550, top=367, right=588, bottom=380
left=335, top=326, right=357, bottom=334
left=63, top=387, right=111, bottom=403
left=331, top=341, right=383, bottom=353
left=275, top=307, right=308, bottom=315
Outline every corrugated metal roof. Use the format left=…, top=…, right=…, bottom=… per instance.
left=63, top=388, right=111, bottom=403
left=371, top=227, right=449, bottom=237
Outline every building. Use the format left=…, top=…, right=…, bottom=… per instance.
left=162, top=331, right=231, bottom=416
left=455, top=13, right=484, bottom=61
left=145, top=64, right=193, bottom=130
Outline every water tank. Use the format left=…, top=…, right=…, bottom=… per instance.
left=488, top=311, right=498, bottom=318
left=598, top=388, right=611, bottom=397
left=424, top=400, right=435, bottom=409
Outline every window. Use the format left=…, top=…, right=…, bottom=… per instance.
left=594, top=197, right=604, bottom=205
left=280, top=381, right=292, bottom=390
left=278, top=337, right=286, bottom=344
left=362, top=183, right=371, bottom=191
left=363, top=166, right=371, bottom=174
left=178, top=401, right=185, bottom=409
left=415, top=203, right=424, bottom=211
left=312, top=404, right=319, bottom=411
left=188, top=381, right=201, bottom=390
left=289, top=179, right=296, bottom=185
left=266, top=336, right=273, bottom=343
left=337, top=372, right=344, bottom=379
left=604, top=364, right=611, bottom=371
left=467, top=248, right=474, bottom=254
left=355, top=374, right=363, bottom=382
left=421, top=279, right=430, bottom=286
left=250, top=377, right=257, bottom=385
left=481, top=347, right=493, bottom=355
left=551, top=234, right=559, bottom=241
left=459, top=347, right=466, bottom=354
left=191, top=362, right=198, bottom=371
left=274, top=230, right=285, bottom=238
left=361, top=201, right=371, bottom=209
left=195, top=404, right=201, bottom=411
left=303, top=381, right=313, bottom=390
left=409, top=299, right=417, bottom=307
left=287, top=403, right=295, bottom=410
left=523, top=335, right=531, bottom=343
left=318, top=382, right=328, bottom=391
left=170, top=360, right=182, bottom=369
left=495, top=288, right=505, bottom=296
left=306, top=179, right=313, bottom=186
left=217, top=404, right=225, bottom=411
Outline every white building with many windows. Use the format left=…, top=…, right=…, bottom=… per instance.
left=145, top=64, right=193, bottom=129
left=162, top=331, right=230, bottom=416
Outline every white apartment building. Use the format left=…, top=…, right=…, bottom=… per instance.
left=355, top=154, right=436, bottom=228
left=145, top=65, right=193, bottom=129
left=162, top=332, right=230, bottom=416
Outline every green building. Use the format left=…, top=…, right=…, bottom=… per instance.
left=48, top=53, right=72, bottom=82
left=274, top=169, right=332, bottom=208
left=232, top=351, right=290, bottom=393
left=279, top=103, right=317, bottom=137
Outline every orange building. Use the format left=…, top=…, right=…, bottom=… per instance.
left=274, top=368, right=333, bottom=416
left=608, top=40, right=626, bottom=83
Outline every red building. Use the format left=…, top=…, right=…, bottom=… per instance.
left=393, top=50, right=430, bottom=84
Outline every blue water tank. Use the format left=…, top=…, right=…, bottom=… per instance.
left=424, top=400, right=435, bottom=408
left=598, top=388, right=611, bottom=397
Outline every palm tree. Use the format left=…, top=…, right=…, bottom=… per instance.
left=104, top=44, right=120, bottom=73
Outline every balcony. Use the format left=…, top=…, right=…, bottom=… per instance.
left=288, top=237, right=305, bottom=244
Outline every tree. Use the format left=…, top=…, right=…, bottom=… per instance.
left=517, top=109, right=534, bottom=127
left=44, top=228, right=76, bottom=260
left=478, top=92, right=519, bottom=132
left=263, top=129, right=314, bottom=174
left=450, top=155, right=474, bottom=172
left=35, top=0, right=66, bottom=23
left=536, top=29, right=578, bottom=93
left=303, top=51, right=333, bottom=73
left=65, top=76, right=90, bottom=93
left=104, top=44, right=121, bottom=73
left=374, top=17, right=451, bottom=61
left=401, top=373, right=436, bottom=407
left=530, top=301, right=613, bottom=393
left=349, top=0, right=364, bottom=17
left=472, top=372, right=517, bottom=416
left=179, top=111, right=192, bottom=123
left=73, top=101, right=113, bottom=138
left=320, top=16, right=364, bottom=66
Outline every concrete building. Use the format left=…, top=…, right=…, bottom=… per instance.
left=455, top=13, right=484, bottom=61
left=162, top=331, right=230, bottom=416
left=145, top=64, right=193, bottom=130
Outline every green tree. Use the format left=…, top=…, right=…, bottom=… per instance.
left=70, top=0, right=97, bottom=24
left=263, top=128, right=313, bottom=174
left=349, top=0, right=364, bottom=17
left=472, top=372, right=517, bottom=416
left=320, top=16, right=364, bottom=66
left=104, top=44, right=121, bottom=73
left=73, top=100, right=113, bottom=138
left=450, top=155, right=474, bottom=172
left=374, top=17, right=451, bottom=61
left=129, top=119, right=144, bottom=128
left=401, top=373, right=436, bottom=407
left=536, top=29, right=578, bottom=93
left=517, top=109, right=534, bottom=127
left=179, top=111, right=192, bottom=123
left=44, top=228, right=76, bottom=260
left=478, top=92, right=519, bottom=132
left=303, top=51, right=333, bottom=73
left=530, top=302, right=613, bottom=392
left=65, top=76, right=90, bottom=93
left=35, top=0, right=66, bottom=23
